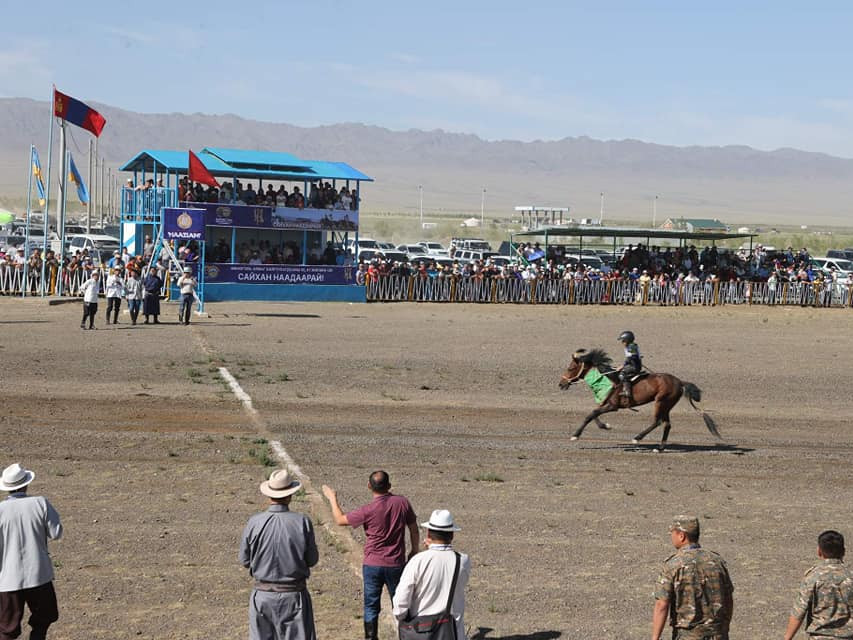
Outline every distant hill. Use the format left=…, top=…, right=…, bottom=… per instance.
left=1, top=97, right=852, bottom=225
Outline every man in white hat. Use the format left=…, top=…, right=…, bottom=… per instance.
left=0, top=463, right=62, bottom=640
left=239, top=469, right=317, bottom=640
left=176, top=266, right=197, bottom=326
left=393, top=509, right=471, bottom=640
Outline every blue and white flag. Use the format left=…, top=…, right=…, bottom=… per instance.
left=68, top=152, right=89, bottom=204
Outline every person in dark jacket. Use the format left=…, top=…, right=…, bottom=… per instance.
left=142, top=266, right=163, bottom=324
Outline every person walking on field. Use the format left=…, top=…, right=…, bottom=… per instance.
left=393, top=509, right=471, bottom=640
left=177, top=266, right=196, bottom=326
left=79, top=270, right=100, bottom=330
left=651, top=515, right=733, bottom=640
left=104, top=267, right=125, bottom=325
left=142, top=266, right=162, bottom=324
left=0, top=463, right=63, bottom=640
left=240, top=469, right=318, bottom=640
left=322, top=472, right=418, bottom=640
left=784, top=530, right=853, bottom=640
left=125, top=268, right=143, bottom=325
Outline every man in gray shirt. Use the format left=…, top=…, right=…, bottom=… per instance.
left=0, top=463, right=62, bottom=640
left=239, top=469, right=318, bottom=640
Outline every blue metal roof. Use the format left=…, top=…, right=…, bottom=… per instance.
left=120, top=148, right=373, bottom=182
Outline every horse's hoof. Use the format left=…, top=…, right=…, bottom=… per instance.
left=598, top=423, right=611, bottom=431
left=570, top=436, right=579, bottom=441
left=653, top=448, right=662, bottom=453
left=631, top=438, right=639, bottom=444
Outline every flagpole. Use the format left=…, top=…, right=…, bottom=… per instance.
left=86, top=139, right=93, bottom=234
left=100, top=158, right=105, bottom=230
left=56, top=120, right=68, bottom=296
left=23, top=146, right=34, bottom=297
left=41, top=94, right=55, bottom=297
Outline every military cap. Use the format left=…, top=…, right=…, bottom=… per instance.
left=670, top=515, right=700, bottom=536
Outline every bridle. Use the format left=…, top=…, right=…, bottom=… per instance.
left=561, top=353, right=591, bottom=387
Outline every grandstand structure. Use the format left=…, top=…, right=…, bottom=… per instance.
left=119, top=147, right=372, bottom=302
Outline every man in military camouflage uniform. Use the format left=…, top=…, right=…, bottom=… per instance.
left=784, top=530, right=853, bottom=639
left=651, top=515, right=734, bottom=640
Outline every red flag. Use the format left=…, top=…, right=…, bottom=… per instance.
left=53, top=88, right=106, bottom=137
left=188, top=150, right=220, bottom=188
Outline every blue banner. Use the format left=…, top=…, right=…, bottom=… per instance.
left=164, top=207, right=206, bottom=241
left=204, top=263, right=358, bottom=285
left=183, top=201, right=358, bottom=231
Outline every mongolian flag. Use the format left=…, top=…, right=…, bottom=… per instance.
left=31, top=147, right=46, bottom=206
left=68, top=153, right=89, bottom=204
left=188, top=150, right=220, bottom=188
left=53, top=88, right=106, bottom=137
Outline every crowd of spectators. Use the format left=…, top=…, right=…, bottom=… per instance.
left=208, top=238, right=356, bottom=267
left=357, top=242, right=852, bottom=286
left=171, top=178, right=358, bottom=210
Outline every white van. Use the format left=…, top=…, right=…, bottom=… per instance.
left=68, top=234, right=121, bottom=263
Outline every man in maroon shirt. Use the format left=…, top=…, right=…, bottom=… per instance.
left=322, top=471, right=418, bottom=640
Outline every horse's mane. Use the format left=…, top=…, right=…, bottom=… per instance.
left=574, top=348, right=613, bottom=369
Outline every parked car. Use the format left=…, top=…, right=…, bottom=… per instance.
left=811, top=257, right=853, bottom=277
left=450, top=237, right=492, bottom=252
left=377, top=241, right=396, bottom=251
left=417, top=241, right=449, bottom=257
left=826, top=249, right=853, bottom=261
left=67, top=234, right=121, bottom=259
left=396, top=244, right=430, bottom=260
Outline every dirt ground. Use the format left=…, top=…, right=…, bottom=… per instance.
left=1, top=297, right=852, bottom=640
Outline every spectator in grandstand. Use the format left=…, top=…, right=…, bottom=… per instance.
left=287, top=186, right=305, bottom=209
left=243, top=184, right=257, bottom=205
left=338, top=187, right=353, bottom=210
left=276, top=186, right=289, bottom=207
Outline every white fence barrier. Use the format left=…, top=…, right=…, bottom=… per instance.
left=366, top=275, right=853, bottom=308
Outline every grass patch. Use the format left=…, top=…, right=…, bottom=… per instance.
left=248, top=444, right=276, bottom=467
left=186, top=368, right=202, bottom=379
left=475, top=472, right=504, bottom=483
left=277, top=372, right=290, bottom=382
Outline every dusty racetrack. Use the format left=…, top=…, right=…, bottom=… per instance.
left=1, top=298, right=851, bottom=639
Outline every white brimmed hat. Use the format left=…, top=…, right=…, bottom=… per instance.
left=421, top=509, right=461, bottom=532
left=0, top=464, right=35, bottom=491
left=182, top=266, right=192, bottom=273
left=259, top=469, right=301, bottom=499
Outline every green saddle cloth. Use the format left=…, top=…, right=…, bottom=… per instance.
left=584, top=368, right=614, bottom=403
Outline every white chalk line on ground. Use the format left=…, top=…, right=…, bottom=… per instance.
left=196, top=330, right=389, bottom=631
left=217, top=366, right=257, bottom=415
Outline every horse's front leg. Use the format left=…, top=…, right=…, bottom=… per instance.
left=571, top=404, right=617, bottom=440
left=631, top=418, right=661, bottom=444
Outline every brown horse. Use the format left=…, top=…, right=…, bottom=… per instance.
left=558, top=348, right=721, bottom=451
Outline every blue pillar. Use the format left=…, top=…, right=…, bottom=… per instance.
left=302, top=230, right=307, bottom=265
left=231, top=226, right=236, bottom=263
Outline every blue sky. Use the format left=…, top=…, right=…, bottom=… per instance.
left=4, top=1, right=853, bottom=156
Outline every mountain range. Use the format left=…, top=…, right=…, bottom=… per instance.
left=1, top=97, right=852, bottom=226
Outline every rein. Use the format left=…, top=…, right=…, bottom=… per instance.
left=563, top=361, right=590, bottom=386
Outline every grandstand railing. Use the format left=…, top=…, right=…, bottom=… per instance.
left=365, top=275, right=853, bottom=308
left=120, top=187, right=176, bottom=223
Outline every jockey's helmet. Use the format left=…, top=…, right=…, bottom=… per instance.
left=618, top=330, right=635, bottom=343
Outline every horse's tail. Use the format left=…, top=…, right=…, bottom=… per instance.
left=682, top=381, right=722, bottom=440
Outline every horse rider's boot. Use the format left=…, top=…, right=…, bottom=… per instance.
left=621, top=381, right=632, bottom=400
left=364, top=620, right=378, bottom=640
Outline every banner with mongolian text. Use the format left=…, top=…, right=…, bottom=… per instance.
left=163, top=207, right=206, bottom=241
left=181, top=201, right=358, bottom=232
left=204, top=263, right=358, bottom=285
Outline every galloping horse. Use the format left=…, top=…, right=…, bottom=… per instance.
left=558, top=348, right=721, bottom=451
